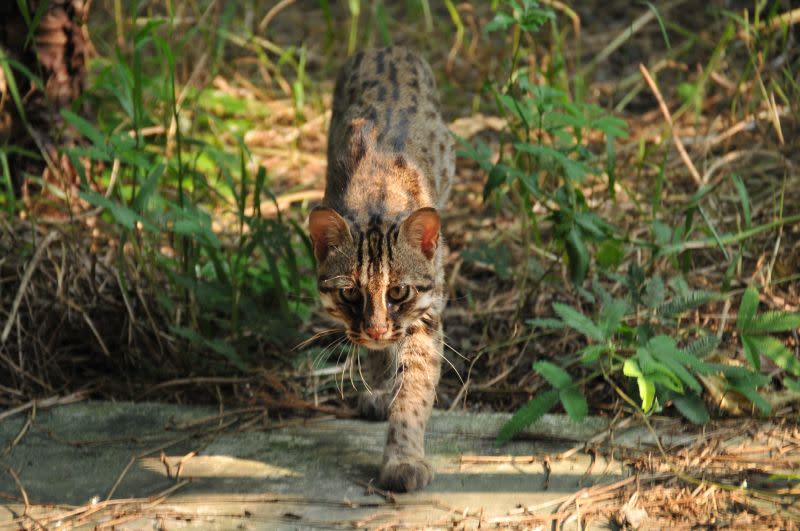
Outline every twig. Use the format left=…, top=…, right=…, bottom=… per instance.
left=0, top=391, right=87, bottom=423
left=3, top=401, right=35, bottom=456
left=638, top=63, right=702, bottom=186
left=580, top=0, right=688, bottom=77
left=352, top=478, right=396, bottom=503
left=0, top=463, right=30, bottom=512
left=138, top=376, right=254, bottom=398
left=1, top=231, right=59, bottom=343
left=258, top=0, right=296, bottom=31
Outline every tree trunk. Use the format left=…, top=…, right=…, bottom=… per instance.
left=0, top=0, right=93, bottom=209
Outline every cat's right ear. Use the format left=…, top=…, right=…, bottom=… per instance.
left=308, top=207, right=351, bottom=263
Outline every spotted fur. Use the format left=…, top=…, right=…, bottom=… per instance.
left=309, top=46, right=454, bottom=492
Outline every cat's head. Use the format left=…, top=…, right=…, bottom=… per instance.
left=309, top=206, right=440, bottom=350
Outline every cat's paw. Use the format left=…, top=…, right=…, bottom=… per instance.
left=357, top=390, right=391, bottom=421
left=379, top=456, right=433, bottom=492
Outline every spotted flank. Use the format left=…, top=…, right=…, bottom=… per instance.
left=309, top=46, right=454, bottom=493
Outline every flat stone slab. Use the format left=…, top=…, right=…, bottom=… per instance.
left=0, top=402, right=632, bottom=529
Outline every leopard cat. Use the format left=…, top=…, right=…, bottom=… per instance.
left=308, top=46, right=455, bottom=492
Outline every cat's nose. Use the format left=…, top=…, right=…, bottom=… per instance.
left=366, top=324, right=389, bottom=340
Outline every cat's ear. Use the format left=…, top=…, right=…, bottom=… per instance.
left=308, top=207, right=351, bottom=263
left=402, top=207, right=440, bottom=260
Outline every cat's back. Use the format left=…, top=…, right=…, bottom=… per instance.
left=326, top=47, right=454, bottom=211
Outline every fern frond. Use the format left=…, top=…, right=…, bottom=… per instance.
left=682, top=335, right=720, bottom=359
left=740, top=311, right=800, bottom=334
left=657, top=291, right=714, bottom=318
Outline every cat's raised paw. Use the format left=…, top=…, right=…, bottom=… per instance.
left=379, top=457, right=433, bottom=492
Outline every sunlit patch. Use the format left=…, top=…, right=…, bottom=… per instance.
left=139, top=455, right=299, bottom=479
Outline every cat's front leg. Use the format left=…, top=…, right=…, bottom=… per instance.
left=357, top=350, right=394, bottom=421
left=379, top=322, right=442, bottom=492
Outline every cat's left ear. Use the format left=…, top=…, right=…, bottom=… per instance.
left=402, top=207, right=440, bottom=260
left=308, top=207, right=351, bottom=263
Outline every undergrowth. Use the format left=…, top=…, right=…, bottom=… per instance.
left=457, top=0, right=800, bottom=443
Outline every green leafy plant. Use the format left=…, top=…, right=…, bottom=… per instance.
left=459, top=0, right=628, bottom=286
left=62, top=16, right=314, bottom=371
left=497, top=276, right=800, bottom=444
left=737, top=286, right=800, bottom=389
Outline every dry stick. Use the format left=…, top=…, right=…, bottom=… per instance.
left=638, top=63, right=703, bottom=187
left=1, top=231, right=59, bottom=343
left=258, top=0, right=296, bottom=31
left=3, top=402, right=35, bottom=457
left=105, top=413, right=245, bottom=501
left=0, top=462, right=30, bottom=512
left=0, top=391, right=87, bottom=423
left=94, top=480, right=190, bottom=530
left=138, top=376, right=253, bottom=398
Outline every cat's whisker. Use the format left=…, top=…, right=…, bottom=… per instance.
left=312, top=335, right=347, bottom=370
left=312, top=334, right=345, bottom=365
left=437, top=348, right=464, bottom=386
left=348, top=343, right=359, bottom=393
left=356, top=346, right=372, bottom=393
left=294, top=328, right=342, bottom=351
left=335, top=339, right=352, bottom=399
left=440, top=333, right=469, bottom=361
left=388, top=367, right=405, bottom=410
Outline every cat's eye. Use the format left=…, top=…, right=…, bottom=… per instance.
left=339, top=287, right=362, bottom=303
left=387, top=285, right=410, bottom=303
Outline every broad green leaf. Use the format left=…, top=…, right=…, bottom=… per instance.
left=564, top=227, right=590, bottom=285
left=745, top=335, right=800, bottom=376
left=731, top=174, right=751, bottom=229
left=728, top=382, right=771, bottom=414
left=743, top=311, right=800, bottom=334
left=62, top=109, right=108, bottom=149
left=785, top=378, right=800, bottom=392
left=638, top=346, right=683, bottom=392
left=598, top=298, right=628, bottom=337
left=737, top=287, right=759, bottom=332
left=623, top=358, right=644, bottom=378
left=741, top=334, right=761, bottom=371
left=497, top=389, right=559, bottom=445
left=673, top=394, right=710, bottom=424
left=647, top=335, right=680, bottom=358
left=652, top=220, right=672, bottom=247
left=590, top=115, right=629, bottom=139
left=637, top=377, right=656, bottom=412
left=574, top=212, right=609, bottom=239
left=527, top=318, right=566, bottom=329
left=579, top=344, right=607, bottom=364
left=553, top=302, right=604, bottom=341
left=654, top=352, right=702, bottom=393
left=514, top=142, right=591, bottom=182
left=80, top=191, right=138, bottom=230
left=559, top=385, right=588, bottom=422
left=596, top=239, right=624, bottom=270
left=484, top=164, right=510, bottom=200
left=534, top=361, right=572, bottom=389
left=643, top=274, right=665, bottom=309
left=485, top=11, right=515, bottom=33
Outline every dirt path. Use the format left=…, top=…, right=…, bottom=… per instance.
left=1, top=403, right=796, bottom=528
